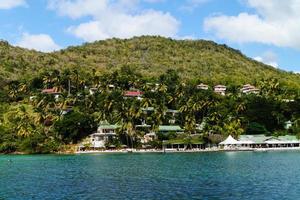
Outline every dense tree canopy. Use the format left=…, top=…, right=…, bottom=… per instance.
left=1, top=36, right=300, bottom=153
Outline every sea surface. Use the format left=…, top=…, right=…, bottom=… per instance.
left=1, top=151, right=300, bottom=200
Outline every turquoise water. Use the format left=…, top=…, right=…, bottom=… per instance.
left=1, top=151, right=300, bottom=200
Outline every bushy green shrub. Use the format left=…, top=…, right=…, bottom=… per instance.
left=246, top=122, right=270, bottom=135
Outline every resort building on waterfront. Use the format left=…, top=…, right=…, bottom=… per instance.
left=136, top=124, right=184, bottom=135
left=80, top=123, right=185, bottom=150
left=214, top=85, right=226, bottom=95
left=197, top=83, right=209, bottom=90
left=220, top=135, right=300, bottom=150
left=240, top=84, right=259, bottom=94
left=141, top=132, right=157, bottom=144
left=138, top=125, right=184, bottom=143
left=80, top=124, right=118, bottom=150
left=162, top=132, right=205, bottom=151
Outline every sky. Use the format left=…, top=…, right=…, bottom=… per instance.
left=0, top=0, right=299, bottom=72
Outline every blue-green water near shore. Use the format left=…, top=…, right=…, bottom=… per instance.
left=1, top=151, right=300, bottom=200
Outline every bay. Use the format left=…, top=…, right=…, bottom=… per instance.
left=0, top=151, right=299, bottom=200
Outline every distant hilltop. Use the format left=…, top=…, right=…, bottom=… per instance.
left=0, top=36, right=299, bottom=89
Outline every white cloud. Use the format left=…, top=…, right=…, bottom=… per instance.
left=204, top=0, right=300, bottom=49
left=15, top=33, right=61, bottom=52
left=47, top=0, right=108, bottom=19
left=67, top=11, right=179, bottom=42
left=181, top=0, right=211, bottom=12
left=0, top=0, right=26, bottom=9
left=48, top=0, right=180, bottom=42
left=254, top=51, right=278, bottom=68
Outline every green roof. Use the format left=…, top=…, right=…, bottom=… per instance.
left=163, top=137, right=204, bottom=145
left=159, top=125, right=183, bottom=132
left=99, top=124, right=183, bottom=132
left=239, top=135, right=272, bottom=143
left=277, top=135, right=299, bottom=141
left=136, top=124, right=151, bottom=128
left=163, top=139, right=186, bottom=144
left=239, top=134, right=300, bottom=143
left=99, top=124, right=119, bottom=129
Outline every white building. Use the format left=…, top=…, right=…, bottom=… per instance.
left=141, top=132, right=157, bottom=144
left=219, top=135, right=300, bottom=150
left=214, top=85, right=226, bottom=95
left=240, top=84, right=259, bottom=94
left=80, top=124, right=118, bottom=150
left=197, top=83, right=209, bottom=90
left=285, top=121, right=293, bottom=129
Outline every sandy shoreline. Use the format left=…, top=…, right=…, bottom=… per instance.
left=2, top=147, right=300, bottom=155
left=76, top=147, right=300, bottom=154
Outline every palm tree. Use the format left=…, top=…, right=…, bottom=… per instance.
left=223, top=118, right=244, bottom=138
left=4, top=105, right=41, bottom=137
left=7, top=81, right=20, bottom=101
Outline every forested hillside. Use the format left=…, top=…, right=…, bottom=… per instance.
left=0, top=36, right=299, bottom=89
left=1, top=36, right=300, bottom=154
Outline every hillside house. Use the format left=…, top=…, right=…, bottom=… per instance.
left=197, top=83, right=209, bottom=90
left=214, top=85, right=226, bottom=95
left=41, top=88, right=61, bottom=99
left=240, top=84, right=259, bottom=94
left=124, top=90, right=143, bottom=100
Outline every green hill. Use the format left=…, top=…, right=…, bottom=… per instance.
left=0, top=36, right=299, bottom=88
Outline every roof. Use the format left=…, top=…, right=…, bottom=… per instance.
left=241, top=84, right=259, bottom=93
left=163, top=137, right=204, bottom=145
left=214, top=85, right=226, bottom=88
left=278, top=135, right=298, bottom=141
left=142, top=107, right=154, bottom=111
left=92, top=132, right=117, bottom=136
left=136, top=124, right=151, bottom=128
left=239, top=135, right=272, bottom=144
left=167, top=109, right=180, bottom=113
left=164, top=139, right=186, bottom=144
left=197, top=83, right=209, bottom=88
left=141, top=107, right=180, bottom=113
left=124, top=91, right=143, bottom=97
left=219, top=135, right=240, bottom=145
left=159, top=125, right=183, bottom=132
left=98, top=124, right=119, bottom=129
left=98, top=123, right=183, bottom=132
left=42, top=88, right=61, bottom=94
left=239, top=135, right=300, bottom=144
left=136, top=124, right=183, bottom=132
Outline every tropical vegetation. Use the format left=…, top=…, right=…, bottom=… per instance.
left=1, top=36, right=300, bottom=153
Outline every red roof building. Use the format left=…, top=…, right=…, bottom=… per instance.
left=124, top=91, right=143, bottom=97
left=41, top=88, right=61, bottom=94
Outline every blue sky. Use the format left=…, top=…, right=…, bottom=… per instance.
left=0, top=0, right=299, bottom=72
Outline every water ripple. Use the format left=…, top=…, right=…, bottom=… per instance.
left=1, top=152, right=300, bottom=199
